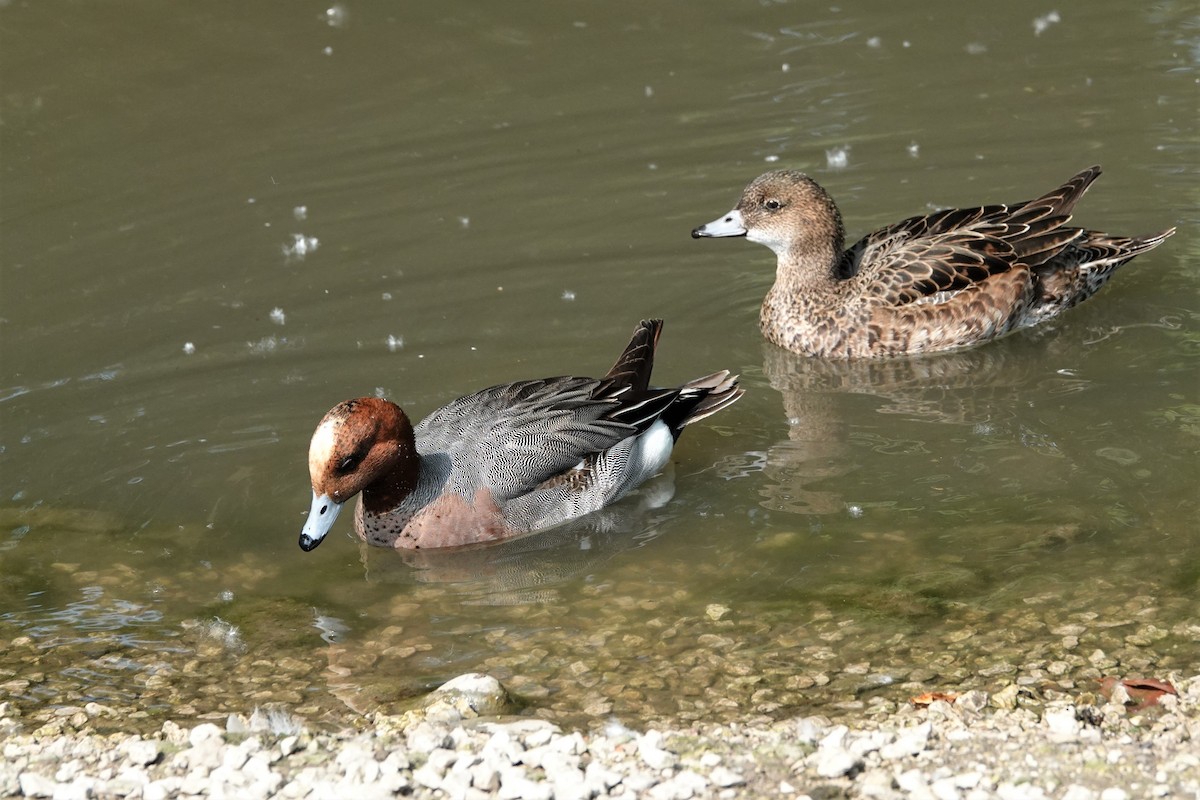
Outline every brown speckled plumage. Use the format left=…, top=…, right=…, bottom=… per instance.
left=693, top=167, right=1174, bottom=358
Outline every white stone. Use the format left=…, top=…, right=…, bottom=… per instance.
left=710, top=766, right=745, bottom=787
left=896, top=768, right=929, bottom=793
left=932, top=776, right=962, bottom=800
left=51, top=778, right=95, bottom=800
left=584, top=760, right=622, bottom=792
left=426, top=747, right=458, bottom=774
left=53, top=761, right=81, bottom=783
left=1099, top=789, right=1129, bottom=800
left=1061, top=786, right=1097, bottom=800
left=818, top=724, right=849, bottom=750
left=550, top=769, right=590, bottom=800
left=471, top=760, right=500, bottom=791
left=333, top=778, right=393, bottom=800
left=207, top=765, right=247, bottom=791
left=858, top=769, right=896, bottom=798
left=814, top=747, right=860, bottom=778
left=440, top=768, right=473, bottom=798
left=1045, top=707, right=1080, bottom=742
left=550, top=731, right=588, bottom=756
left=880, top=722, right=933, bottom=759
left=954, top=771, right=983, bottom=789
left=144, top=781, right=172, bottom=800
left=427, top=674, right=511, bottom=720
left=411, top=763, right=445, bottom=790
left=222, top=746, right=249, bottom=771
left=187, top=739, right=225, bottom=772
left=102, top=772, right=147, bottom=797
left=160, top=721, right=187, bottom=746
left=188, top=723, right=224, bottom=746
left=497, top=769, right=552, bottom=800
left=661, top=769, right=708, bottom=798
left=406, top=722, right=451, bottom=753
left=706, top=604, right=731, bottom=621
left=623, top=771, right=660, bottom=793
left=792, top=717, right=827, bottom=743
left=637, top=732, right=678, bottom=771
left=243, top=754, right=273, bottom=783
left=122, top=739, right=161, bottom=767
left=999, top=783, right=1048, bottom=800
left=379, top=749, right=410, bottom=774
left=180, top=770, right=209, bottom=796
left=848, top=731, right=892, bottom=757
left=541, top=750, right=581, bottom=776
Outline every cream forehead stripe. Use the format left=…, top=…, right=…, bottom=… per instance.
left=308, top=417, right=343, bottom=476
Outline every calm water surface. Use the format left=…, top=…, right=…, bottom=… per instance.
left=1, top=1, right=1197, bottom=728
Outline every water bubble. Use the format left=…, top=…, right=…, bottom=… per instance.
left=324, top=4, right=347, bottom=27
left=825, top=146, right=850, bottom=169
left=282, top=234, right=319, bottom=259
left=1033, top=10, right=1061, bottom=36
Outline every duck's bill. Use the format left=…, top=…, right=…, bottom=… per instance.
left=691, top=209, right=747, bottom=239
left=299, top=491, right=343, bottom=552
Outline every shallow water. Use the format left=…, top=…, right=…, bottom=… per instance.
left=1, top=1, right=1197, bottom=731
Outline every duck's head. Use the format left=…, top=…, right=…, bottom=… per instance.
left=299, top=397, right=414, bottom=552
left=692, top=170, right=845, bottom=260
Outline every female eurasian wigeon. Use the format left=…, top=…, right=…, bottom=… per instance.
left=692, top=166, right=1174, bottom=358
left=299, top=319, right=742, bottom=552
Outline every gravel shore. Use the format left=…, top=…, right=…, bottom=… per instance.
left=2, top=672, right=1196, bottom=800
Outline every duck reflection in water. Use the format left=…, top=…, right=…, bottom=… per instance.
left=751, top=340, right=1047, bottom=517
left=352, top=469, right=677, bottom=606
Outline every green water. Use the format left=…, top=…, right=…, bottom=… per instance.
left=1, top=1, right=1196, bottom=730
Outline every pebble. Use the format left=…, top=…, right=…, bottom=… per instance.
left=0, top=672, right=1194, bottom=799
left=814, top=746, right=861, bottom=778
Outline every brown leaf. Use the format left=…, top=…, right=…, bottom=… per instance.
left=1096, top=676, right=1177, bottom=710
left=910, top=691, right=959, bottom=707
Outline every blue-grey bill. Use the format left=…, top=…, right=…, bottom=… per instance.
left=299, top=491, right=342, bottom=552
left=691, top=209, right=747, bottom=238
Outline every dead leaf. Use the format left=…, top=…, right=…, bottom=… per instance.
left=1097, top=677, right=1177, bottom=711
left=910, top=691, right=959, bottom=707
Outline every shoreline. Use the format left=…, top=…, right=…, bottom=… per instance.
left=2, top=674, right=1196, bottom=799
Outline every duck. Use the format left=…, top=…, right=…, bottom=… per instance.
left=692, top=166, right=1175, bottom=358
left=299, top=319, right=742, bottom=552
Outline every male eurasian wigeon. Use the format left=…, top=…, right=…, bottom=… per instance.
left=299, top=319, right=742, bottom=551
left=692, top=166, right=1174, bottom=358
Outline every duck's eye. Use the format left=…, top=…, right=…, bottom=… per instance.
left=764, top=199, right=782, bottom=211
left=336, top=453, right=362, bottom=473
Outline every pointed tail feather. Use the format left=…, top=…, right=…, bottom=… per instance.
left=604, top=319, right=663, bottom=392
left=1020, top=166, right=1102, bottom=219
left=675, top=370, right=743, bottom=429
left=1074, top=227, right=1175, bottom=268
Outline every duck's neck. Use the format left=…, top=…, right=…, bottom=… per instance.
left=769, top=239, right=844, bottom=295
left=361, top=407, right=421, bottom=515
